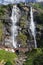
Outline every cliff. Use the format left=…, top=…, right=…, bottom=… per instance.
left=0, top=3, right=43, bottom=48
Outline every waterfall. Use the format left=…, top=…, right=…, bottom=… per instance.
left=11, top=5, right=18, bottom=48
left=30, top=7, right=37, bottom=48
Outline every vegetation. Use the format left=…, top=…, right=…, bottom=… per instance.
left=0, top=6, right=5, bottom=15
left=0, top=50, right=17, bottom=64
left=35, top=13, right=43, bottom=48
left=0, top=4, right=12, bottom=15
left=35, top=13, right=43, bottom=24
left=5, top=61, right=12, bottom=65
left=24, top=48, right=43, bottom=65
left=17, top=32, right=27, bottom=47
left=0, top=21, right=4, bottom=41
left=33, top=3, right=43, bottom=9
left=33, top=53, right=43, bottom=65
left=0, top=3, right=43, bottom=65
left=23, top=3, right=43, bottom=65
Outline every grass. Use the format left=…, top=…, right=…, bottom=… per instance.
left=0, top=50, right=17, bottom=63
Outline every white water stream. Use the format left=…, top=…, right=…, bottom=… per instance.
left=30, top=7, right=37, bottom=48
left=11, top=5, right=18, bottom=48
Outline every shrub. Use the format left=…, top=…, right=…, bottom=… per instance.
left=5, top=61, right=12, bottom=65
left=33, top=53, right=43, bottom=65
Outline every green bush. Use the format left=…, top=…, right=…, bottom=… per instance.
left=0, top=50, right=17, bottom=62
left=24, top=48, right=43, bottom=65
left=17, top=32, right=27, bottom=47
left=5, top=61, right=12, bottom=65
left=33, top=53, right=43, bottom=65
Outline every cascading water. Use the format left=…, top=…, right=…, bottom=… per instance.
left=11, top=5, right=18, bottom=48
left=30, top=7, right=37, bottom=48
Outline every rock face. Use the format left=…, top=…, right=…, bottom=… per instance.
left=2, top=4, right=30, bottom=48
left=2, top=5, right=13, bottom=47
left=2, top=4, right=35, bottom=48
left=3, top=5, right=21, bottom=48
left=0, top=4, right=42, bottom=48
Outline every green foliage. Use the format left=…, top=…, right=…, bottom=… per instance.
left=0, top=50, right=17, bottom=62
left=0, top=4, right=12, bottom=16
left=34, top=4, right=43, bottom=48
left=35, top=13, right=43, bottom=48
left=5, top=61, right=12, bottom=65
left=20, top=20, right=26, bottom=28
left=0, top=6, right=5, bottom=15
left=20, top=15, right=27, bottom=28
left=17, top=32, right=27, bottom=47
left=18, top=14, right=27, bottom=47
left=33, top=53, right=43, bottom=65
left=19, top=3, right=24, bottom=6
left=35, top=13, right=43, bottom=24
left=24, top=48, right=43, bottom=65
left=0, top=21, right=3, bottom=41
left=33, top=3, right=43, bottom=9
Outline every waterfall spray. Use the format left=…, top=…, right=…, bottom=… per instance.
left=30, top=7, right=37, bottom=48
left=11, top=5, right=18, bottom=48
